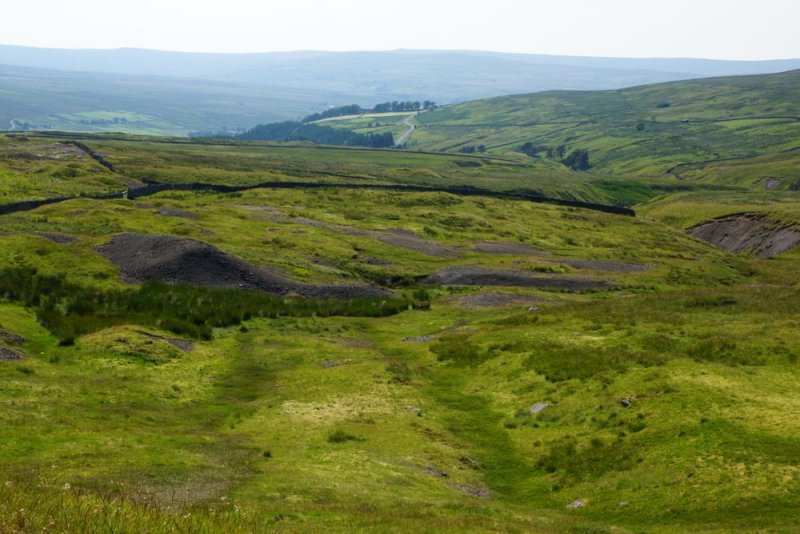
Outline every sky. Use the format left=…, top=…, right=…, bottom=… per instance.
left=2, top=0, right=799, bottom=60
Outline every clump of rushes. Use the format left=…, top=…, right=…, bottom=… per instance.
left=0, top=266, right=429, bottom=341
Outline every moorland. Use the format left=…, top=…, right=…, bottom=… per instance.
left=1, top=69, right=799, bottom=532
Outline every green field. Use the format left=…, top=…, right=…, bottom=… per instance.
left=408, top=70, right=800, bottom=185
left=1, top=70, right=800, bottom=532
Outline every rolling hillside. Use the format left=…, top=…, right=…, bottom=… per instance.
left=409, top=70, right=800, bottom=187
left=0, top=64, right=348, bottom=136
left=1, top=46, right=800, bottom=136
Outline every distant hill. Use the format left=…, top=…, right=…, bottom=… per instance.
left=1, top=45, right=799, bottom=136
left=410, top=69, right=800, bottom=185
left=0, top=64, right=351, bottom=136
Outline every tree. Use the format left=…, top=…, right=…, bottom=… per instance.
left=561, top=149, right=591, bottom=171
left=520, top=142, right=538, bottom=157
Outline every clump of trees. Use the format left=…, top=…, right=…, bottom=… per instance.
left=459, top=145, right=486, bottom=153
left=301, top=101, right=437, bottom=123
left=302, top=104, right=365, bottom=123
left=561, top=149, right=591, bottom=171
left=519, top=142, right=591, bottom=171
left=373, top=100, right=436, bottom=113
left=239, top=121, right=394, bottom=148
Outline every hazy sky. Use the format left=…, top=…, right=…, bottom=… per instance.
left=3, top=0, right=799, bottom=60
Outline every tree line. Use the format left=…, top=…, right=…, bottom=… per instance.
left=238, top=121, right=394, bottom=148
left=302, top=100, right=437, bottom=123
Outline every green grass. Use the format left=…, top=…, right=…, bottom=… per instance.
left=411, top=70, right=800, bottom=187
left=1, top=126, right=800, bottom=531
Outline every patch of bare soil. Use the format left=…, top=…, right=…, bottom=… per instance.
left=448, top=482, right=493, bottom=499
left=402, top=336, right=434, bottom=343
left=134, top=203, right=197, bottom=219
left=473, top=242, right=548, bottom=255
left=455, top=292, right=549, bottom=307
left=96, top=233, right=390, bottom=299
left=559, top=260, right=652, bottom=273
left=134, top=202, right=197, bottom=219
left=137, top=331, right=194, bottom=352
left=0, top=331, right=25, bottom=345
left=0, top=347, right=23, bottom=361
left=32, top=232, right=77, bottom=244
left=371, top=229, right=460, bottom=258
left=364, top=256, right=392, bottom=265
left=753, top=177, right=782, bottom=190
left=422, top=266, right=610, bottom=292
left=689, top=214, right=800, bottom=258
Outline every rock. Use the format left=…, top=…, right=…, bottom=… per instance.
left=449, top=483, right=492, bottom=499
left=423, top=466, right=449, bottom=478
left=459, top=455, right=482, bottom=470
left=0, top=347, right=23, bottom=361
left=0, top=331, right=25, bottom=345
left=321, top=360, right=342, bottom=368
left=567, top=499, right=586, bottom=509
left=402, top=336, right=433, bottom=343
left=530, top=402, right=549, bottom=414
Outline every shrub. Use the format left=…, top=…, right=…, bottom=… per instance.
left=327, top=430, right=361, bottom=443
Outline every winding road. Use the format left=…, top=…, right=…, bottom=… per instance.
left=395, top=114, right=416, bottom=147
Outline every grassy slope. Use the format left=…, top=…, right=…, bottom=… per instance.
left=411, top=70, right=800, bottom=186
left=3, top=133, right=621, bottom=205
left=1, top=135, right=800, bottom=531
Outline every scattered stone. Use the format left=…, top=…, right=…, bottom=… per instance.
left=402, top=336, right=433, bottom=343
left=32, top=232, right=78, bottom=244
left=423, top=466, right=449, bottom=478
left=457, top=292, right=548, bottom=308
left=321, top=360, right=342, bottom=368
left=559, top=260, right=652, bottom=273
left=753, top=177, right=782, bottom=190
left=422, top=266, right=610, bottom=292
left=137, top=331, right=194, bottom=352
left=567, top=499, right=586, bottom=509
left=449, top=483, right=492, bottom=499
left=154, top=207, right=196, bottom=219
left=365, top=257, right=392, bottom=265
left=459, top=456, right=482, bottom=470
left=473, top=242, right=548, bottom=255
left=620, top=395, right=636, bottom=408
left=0, top=331, right=25, bottom=345
left=96, top=233, right=390, bottom=299
left=530, top=402, right=550, bottom=415
left=0, top=347, right=23, bottom=361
